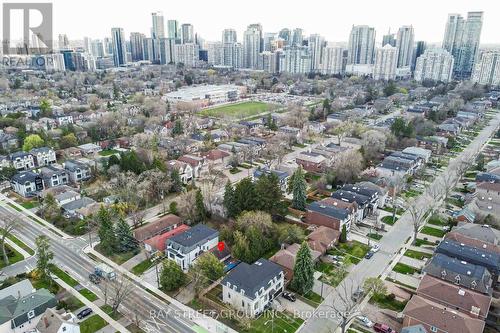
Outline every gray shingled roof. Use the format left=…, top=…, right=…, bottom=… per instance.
left=221, top=259, right=283, bottom=300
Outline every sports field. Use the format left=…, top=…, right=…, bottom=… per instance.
left=200, top=101, right=276, bottom=119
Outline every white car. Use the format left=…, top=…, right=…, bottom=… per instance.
left=371, top=244, right=380, bottom=253
left=356, top=315, right=374, bottom=328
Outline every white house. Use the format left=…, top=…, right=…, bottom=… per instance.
left=165, top=224, right=219, bottom=271
left=11, top=171, right=44, bottom=197
left=9, top=152, right=35, bottom=170
left=30, top=147, right=57, bottom=167
left=36, top=308, right=80, bottom=333
left=222, top=259, right=284, bottom=317
left=63, top=160, right=92, bottom=183
left=39, top=165, right=69, bottom=188
left=168, top=160, right=194, bottom=184
left=402, top=146, right=432, bottom=163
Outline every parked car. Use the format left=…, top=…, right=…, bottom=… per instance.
left=351, top=288, right=365, bottom=302
left=282, top=291, right=296, bottom=302
left=356, top=315, right=374, bottom=328
left=371, top=244, right=380, bottom=253
left=374, top=323, right=397, bottom=333
left=77, top=308, right=93, bottom=319
left=365, top=251, right=375, bottom=259
left=88, top=273, right=101, bottom=284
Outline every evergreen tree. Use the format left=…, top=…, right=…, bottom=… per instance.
left=170, top=169, right=183, bottom=192
left=290, top=242, right=315, bottom=295
left=291, top=167, right=307, bottom=211
left=35, top=236, right=53, bottom=281
left=160, top=259, right=186, bottom=291
left=245, top=225, right=268, bottom=262
left=169, top=201, right=178, bottom=215
left=97, top=206, right=116, bottom=255
left=195, top=189, right=207, bottom=223
left=115, top=218, right=138, bottom=253
left=172, top=119, right=184, bottom=136
left=223, top=181, right=237, bottom=218
left=234, top=177, right=257, bottom=214
left=255, top=173, right=284, bottom=216
left=340, top=224, right=347, bottom=243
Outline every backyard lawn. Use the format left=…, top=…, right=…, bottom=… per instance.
left=200, top=101, right=276, bottom=119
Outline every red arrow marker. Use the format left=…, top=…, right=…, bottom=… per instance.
left=217, top=241, right=225, bottom=252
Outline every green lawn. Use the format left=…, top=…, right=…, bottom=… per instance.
left=296, top=291, right=323, bottom=308
left=99, top=149, right=120, bottom=156
left=414, top=238, right=437, bottom=247
left=80, top=314, right=108, bottom=333
left=404, top=249, right=432, bottom=260
left=200, top=101, right=276, bottom=120
left=393, top=263, right=420, bottom=275
left=421, top=226, right=446, bottom=238
left=370, top=294, right=408, bottom=312
left=100, top=304, right=122, bottom=320
left=427, top=215, right=448, bottom=226
left=0, top=229, right=34, bottom=255
left=367, top=233, right=383, bottom=241
left=95, top=245, right=138, bottom=265
left=328, top=241, right=371, bottom=264
left=381, top=215, right=397, bottom=225
left=316, top=262, right=348, bottom=287
left=21, top=201, right=39, bottom=209
left=0, top=244, right=24, bottom=269
left=131, top=258, right=154, bottom=276
left=247, top=311, right=303, bottom=333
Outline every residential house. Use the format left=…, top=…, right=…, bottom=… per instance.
left=355, top=181, right=388, bottom=208
left=331, top=190, right=370, bottom=221
left=402, top=295, right=485, bottom=333
left=39, top=165, right=69, bottom=188
left=452, top=207, right=476, bottom=224
left=61, top=197, right=96, bottom=218
left=295, top=152, right=326, bottom=173
left=423, top=253, right=493, bottom=295
left=435, top=239, right=500, bottom=277
left=0, top=131, right=18, bottom=150
left=222, top=259, right=284, bottom=317
left=342, top=184, right=380, bottom=212
left=165, top=224, right=219, bottom=271
left=402, top=147, right=432, bottom=163
left=304, top=200, right=353, bottom=234
left=36, top=308, right=80, bottom=333
left=9, top=152, right=35, bottom=171
left=446, top=223, right=500, bottom=253
left=279, top=126, right=303, bottom=143
left=30, top=147, right=56, bottom=167
left=134, top=214, right=182, bottom=242
left=199, top=149, right=230, bottom=166
left=307, top=121, right=326, bottom=134
left=476, top=172, right=500, bottom=184
left=77, top=143, right=102, bottom=156
left=0, top=287, right=57, bottom=333
left=416, top=136, right=448, bottom=154
left=144, top=224, right=190, bottom=253
left=307, top=226, right=340, bottom=254
left=55, top=115, right=74, bottom=126
left=473, top=182, right=500, bottom=217
left=270, top=243, right=321, bottom=281
left=167, top=160, right=193, bottom=184
left=253, top=167, right=290, bottom=192
left=11, top=171, right=44, bottom=197
left=178, top=154, right=205, bottom=178
left=0, top=156, right=11, bottom=169
left=54, top=190, right=81, bottom=206
left=416, top=274, right=491, bottom=321
left=63, top=160, right=92, bottom=183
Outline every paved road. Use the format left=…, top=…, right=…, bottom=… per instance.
left=299, top=111, right=500, bottom=333
left=0, top=199, right=196, bottom=333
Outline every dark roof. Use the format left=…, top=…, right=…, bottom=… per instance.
left=342, top=184, right=378, bottom=199
left=331, top=190, right=369, bottom=206
left=452, top=223, right=500, bottom=246
left=390, top=151, right=421, bottom=161
left=307, top=201, right=350, bottom=220
left=253, top=167, right=289, bottom=182
left=435, top=239, right=500, bottom=275
left=0, top=289, right=57, bottom=327
left=221, top=259, right=283, bottom=300
left=423, top=253, right=493, bottom=295
left=476, top=172, right=500, bottom=183
left=168, top=224, right=218, bottom=248
left=11, top=171, right=39, bottom=183
left=401, top=325, right=427, bottom=333
left=9, top=151, right=31, bottom=160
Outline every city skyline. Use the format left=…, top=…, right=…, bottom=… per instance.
left=45, top=0, right=499, bottom=44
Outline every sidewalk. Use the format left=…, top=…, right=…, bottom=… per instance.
left=121, top=251, right=147, bottom=271
left=5, top=237, right=32, bottom=259
left=85, top=246, right=238, bottom=333
left=51, top=274, right=131, bottom=333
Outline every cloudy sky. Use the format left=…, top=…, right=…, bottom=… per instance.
left=13, top=0, right=500, bottom=44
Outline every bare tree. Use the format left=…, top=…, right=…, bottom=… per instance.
left=407, top=199, right=427, bottom=244
left=200, top=165, right=226, bottom=213
left=108, top=277, right=135, bottom=315
left=388, top=175, right=405, bottom=224
left=0, top=216, right=19, bottom=265
left=327, top=277, right=360, bottom=333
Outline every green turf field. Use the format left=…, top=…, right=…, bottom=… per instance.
left=200, top=101, right=276, bottom=119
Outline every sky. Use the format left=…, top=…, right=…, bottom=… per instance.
left=8, top=0, right=500, bottom=44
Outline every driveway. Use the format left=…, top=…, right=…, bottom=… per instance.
left=275, top=296, right=315, bottom=320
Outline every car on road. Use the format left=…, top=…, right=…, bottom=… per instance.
left=282, top=291, right=296, bottom=302
left=371, top=244, right=380, bottom=253
left=365, top=251, right=375, bottom=259
left=88, top=273, right=101, bottom=284
left=374, top=323, right=397, bottom=333
left=351, top=288, right=365, bottom=302
left=356, top=315, right=374, bottom=328
left=77, top=308, right=93, bottom=319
